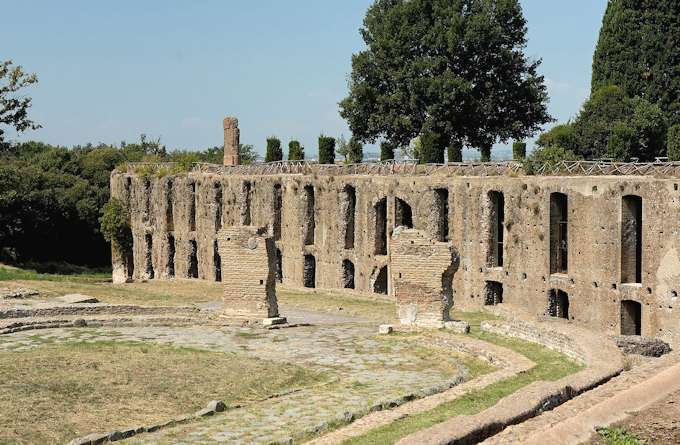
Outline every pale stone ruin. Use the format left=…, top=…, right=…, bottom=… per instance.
left=111, top=116, right=680, bottom=344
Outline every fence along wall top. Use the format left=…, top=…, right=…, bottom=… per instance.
left=122, top=159, right=680, bottom=178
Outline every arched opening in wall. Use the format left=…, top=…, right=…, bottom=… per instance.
left=434, top=188, right=449, bottom=242
left=166, top=179, right=174, bottom=231
left=342, top=259, right=355, bottom=289
left=303, top=185, right=315, bottom=246
left=188, top=240, right=199, bottom=279
left=487, top=191, right=504, bottom=268
left=145, top=233, right=154, bottom=279
left=214, top=182, right=223, bottom=232
left=275, top=248, right=283, bottom=283
left=484, top=281, right=503, bottom=305
left=189, top=182, right=197, bottom=232
left=395, top=197, right=413, bottom=228
left=273, top=184, right=282, bottom=240
left=621, top=300, right=642, bottom=335
left=621, top=195, right=642, bottom=284
left=342, top=185, right=356, bottom=249
left=374, top=198, right=387, bottom=255
left=373, top=266, right=388, bottom=295
left=303, top=254, right=316, bottom=288
left=548, top=289, right=569, bottom=319
left=167, top=234, right=175, bottom=278
left=213, top=240, right=221, bottom=282
left=241, top=181, right=252, bottom=225
left=550, top=193, right=568, bottom=274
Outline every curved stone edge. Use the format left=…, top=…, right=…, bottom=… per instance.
left=66, top=400, right=229, bottom=445
left=305, top=332, right=535, bottom=445
left=0, top=304, right=200, bottom=320
left=0, top=316, right=205, bottom=335
left=395, top=320, right=624, bottom=445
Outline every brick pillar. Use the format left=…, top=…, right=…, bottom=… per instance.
left=223, top=117, right=240, bottom=166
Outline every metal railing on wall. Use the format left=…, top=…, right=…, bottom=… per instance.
left=124, top=159, right=680, bottom=177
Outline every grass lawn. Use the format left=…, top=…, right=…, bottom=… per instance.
left=594, top=428, right=643, bottom=445
left=278, top=289, right=397, bottom=322
left=0, top=340, right=327, bottom=445
left=340, top=312, right=584, bottom=445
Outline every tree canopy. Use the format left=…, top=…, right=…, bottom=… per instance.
left=340, top=0, right=552, bottom=162
left=592, top=0, right=680, bottom=127
left=0, top=60, right=40, bottom=143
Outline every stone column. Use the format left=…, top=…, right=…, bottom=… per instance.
left=223, top=117, right=240, bottom=166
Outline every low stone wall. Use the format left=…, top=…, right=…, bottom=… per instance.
left=0, top=304, right=200, bottom=320
left=397, top=320, right=624, bottom=445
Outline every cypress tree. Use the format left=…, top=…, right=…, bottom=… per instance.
left=512, top=141, right=527, bottom=160
left=592, top=0, right=680, bottom=126
left=380, top=141, right=395, bottom=161
left=318, top=135, right=336, bottom=164
left=447, top=141, right=463, bottom=162
left=288, top=140, right=304, bottom=160
left=668, top=125, right=680, bottom=161
left=265, top=137, right=283, bottom=163
left=346, top=137, right=363, bottom=164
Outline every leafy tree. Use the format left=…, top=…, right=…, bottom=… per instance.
left=339, top=0, right=552, bottom=162
left=318, top=135, right=336, bottom=164
left=592, top=0, right=680, bottom=127
left=0, top=60, right=41, bottom=142
left=288, top=140, right=304, bottom=160
left=336, top=135, right=349, bottom=161
left=512, top=142, right=527, bottom=160
left=346, top=137, right=363, bottom=164
left=239, top=144, right=257, bottom=165
left=265, top=136, right=283, bottom=163
left=523, top=145, right=581, bottom=175
left=570, top=85, right=666, bottom=161
left=536, top=124, right=578, bottom=152
left=380, top=141, right=395, bottom=161
left=668, top=125, right=680, bottom=161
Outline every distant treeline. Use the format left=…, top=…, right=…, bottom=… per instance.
left=0, top=138, right=242, bottom=267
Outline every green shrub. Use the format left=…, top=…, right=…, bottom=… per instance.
left=265, top=137, right=283, bottom=163
left=419, top=131, right=446, bottom=164
left=523, top=145, right=581, bottom=175
left=347, top=137, right=363, bottom=164
left=380, top=142, right=395, bottom=161
left=318, top=135, right=336, bottom=164
left=99, top=198, right=132, bottom=252
left=667, top=124, right=680, bottom=161
left=606, top=123, right=637, bottom=160
left=512, top=141, right=527, bottom=160
left=288, top=140, right=304, bottom=160
left=536, top=124, right=577, bottom=151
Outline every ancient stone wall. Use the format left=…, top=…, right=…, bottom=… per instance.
left=111, top=168, right=680, bottom=343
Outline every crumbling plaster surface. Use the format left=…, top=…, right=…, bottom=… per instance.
left=111, top=170, right=680, bottom=342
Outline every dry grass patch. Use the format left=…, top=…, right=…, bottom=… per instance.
left=278, top=288, right=397, bottom=322
left=0, top=341, right=327, bottom=445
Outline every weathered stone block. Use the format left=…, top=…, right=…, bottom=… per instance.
left=58, top=294, right=99, bottom=304
left=391, top=228, right=459, bottom=328
left=444, top=320, right=470, bottom=334
left=218, top=226, right=280, bottom=319
left=378, top=324, right=394, bottom=335
left=262, top=317, right=287, bottom=327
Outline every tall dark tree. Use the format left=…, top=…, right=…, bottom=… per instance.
left=346, top=137, right=363, bottom=164
left=592, top=0, right=680, bottom=127
left=265, top=136, right=283, bottom=163
left=318, top=135, right=336, bottom=164
left=288, top=140, right=304, bottom=160
left=340, top=0, right=552, bottom=162
left=380, top=141, right=395, bottom=161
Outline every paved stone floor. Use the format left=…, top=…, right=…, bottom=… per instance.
left=0, top=322, right=467, bottom=444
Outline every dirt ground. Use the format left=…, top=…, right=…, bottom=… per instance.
left=587, top=389, right=680, bottom=445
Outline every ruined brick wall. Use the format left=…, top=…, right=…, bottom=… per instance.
left=391, top=228, right=459, bottom=328
left=111, top=169, right=680, bottom=343
left=217, top=226, right=278, bottom=319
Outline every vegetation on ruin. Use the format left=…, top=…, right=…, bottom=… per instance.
left=99, top=198, right=132, bottom=252
left=339, top=0, right=552, bottom=162
left=595, top=427, right=643, bottom=445
left=0, top=340, right=327, bottom=445
left=340, top=312, right=583, bottom=445
left=265, top=136, right=283, bottom=162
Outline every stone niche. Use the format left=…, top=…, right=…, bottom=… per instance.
left=217, top=226, right=280, bottom=319
left=391, top=227, right=460, bottom=328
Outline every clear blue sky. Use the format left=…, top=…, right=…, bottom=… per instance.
left=2, top=0, right=608, bottom=158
